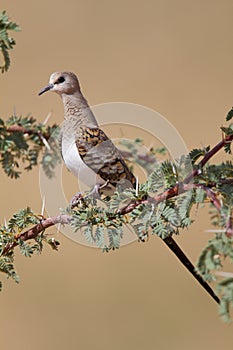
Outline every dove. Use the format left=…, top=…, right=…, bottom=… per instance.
left=39, top=71, right=220, bottom=305
left=39, top=71, right=136, bottom=196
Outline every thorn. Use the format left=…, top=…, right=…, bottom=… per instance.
left=135, top=176, right=139, bottom=197
left=13, top=106, right=17, bottom=117
left=221, top=126, right=224, bottom=141
left=215, top=271, right=233, bottom=278
left=41, top=135, right=51, bottom=151
left=4, top=217, right=7, bottom=227
left=57, top=223, right=61, bottom=233
left=171, top=163, right=177, bottom=179
left=41, top=195, right=45, bottom=216
left=148, top=142, right=154, bottom=151
left=43, top=111, right=52, bottom=125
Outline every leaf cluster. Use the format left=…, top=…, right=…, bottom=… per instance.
left=0, top=207, right=60, bottom=289
left=0, top=10, right=20, bottom=73
left=69, top=113, right=233, bottom=320
left=70, top=197, right=125, bottom=251
left=0, top=109, right=233, bottom=321
left=0, top=115, right=61, bottom=178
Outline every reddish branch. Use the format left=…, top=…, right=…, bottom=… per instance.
left=2, top=134, right=233, bottom=254
left=118, top=134, right=233, bottom=214
left=6, top=125, right=51, bottom=140
left=184, top=134, right=233, bottom=183
left=6, top=125, right=34, bottom=134
left=2, top=214, right=71, bottom=255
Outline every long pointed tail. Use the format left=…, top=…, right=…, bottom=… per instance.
left=163, top=236, right=220, bottom=304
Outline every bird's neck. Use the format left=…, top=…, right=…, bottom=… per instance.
left=61, top=92, right=98, bottom=128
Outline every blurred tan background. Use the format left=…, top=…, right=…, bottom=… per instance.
left=1, top=1, right=233, bottom=349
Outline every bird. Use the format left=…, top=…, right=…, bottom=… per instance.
left=38, top=71, right=136, bottom=198
left=39, top=71, right=220, bottom=305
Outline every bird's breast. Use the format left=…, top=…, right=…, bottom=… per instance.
left=61, top=136, right=105, bottom=188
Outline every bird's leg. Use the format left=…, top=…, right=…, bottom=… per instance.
left=70, top=180, right=110, bottom=208
left=85, top=180, right=110, bottom=199
left=70, top=191, right=85, bottom=209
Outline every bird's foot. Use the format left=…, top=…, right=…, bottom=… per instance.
left=70, top=181, right=110, bottom=209
left=85, top=180, right=110, bottom=199
left=70, top=191, right=84, bottom=209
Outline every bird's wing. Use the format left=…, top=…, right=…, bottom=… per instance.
left=76, top=126, right=136, bottom=188
left=58, top=129, right=64, bottom=161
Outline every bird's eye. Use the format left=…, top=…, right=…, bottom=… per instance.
left=56, top=76, right=65, bottom=84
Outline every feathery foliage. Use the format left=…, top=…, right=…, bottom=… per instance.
left=0, top=207, right=60, bottom=285
left=0, top=10, right=20, bottom=73
left=0, top=115, right=61, bottom=178
left=0, top=110, right=233, bottom=319
left=1, top=107, right=233, bottom=322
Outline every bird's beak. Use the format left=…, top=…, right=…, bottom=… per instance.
left=38, top=83, right=54, bottom=96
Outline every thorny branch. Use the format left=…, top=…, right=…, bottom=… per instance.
left=2, top=133, right=233, bottom=255
left=118, top=134, right=233, bottom=215
left=6, top=124, right=51, bottom=140
left=2, top=214, right=71, bottom=255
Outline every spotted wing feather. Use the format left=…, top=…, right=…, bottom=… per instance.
left=76, top=127, right=136, bottom=189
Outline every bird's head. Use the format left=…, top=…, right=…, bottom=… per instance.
left=38, top=72, right=81, bottom=96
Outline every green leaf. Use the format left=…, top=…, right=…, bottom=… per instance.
left=18, top=240, right=34, bottom=257
left=0, top=10, right=20, bottom=72
left=0, top=115, right=60, bottom=178
left=195, top=187, right=206, bottom=203
left=132, top=223, right=148, bottom=242
left=152, top=222, right=169, bottom=239
left=8, top=207, right=39, bottom=231
left=224, top=142, right=231, bottom=154
left=226, top=107, right=233, bottom=121
left=197, top=242, right=222, bottom=281
left=94, top=225, right=105, bottom=248
left=83, top=225, right=95, bottom=245
left=107, top=227, right=122, bottom=250
left=189, top=147, right=210, bottom=164
left=221, top=125, right=233, bottom=136
left=147, top=168, right=165, bottom=192
left=217, top=278, right=233, bottom=322
left=177, top=191, right=193, bottom=226
left=162, top=205, right=179, bottom=226
left=47, top=238, right=60, bottom=251
left=0, top=256, right=19, bottom=283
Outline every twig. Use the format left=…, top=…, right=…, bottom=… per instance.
left=184, top=134, right=233, bottom=184
left=1, top=132, right=233, bottom=303
left=118, top=134, right=233, bottom=214
left=2, top=133, right=231, bottom=305
left=2, top=214, right=71, bottom=255
left=163, top=236, right=220, bottom=304
left=3, top=133, right=233, bottom=252
left=6, top=125, right=51, bottom=140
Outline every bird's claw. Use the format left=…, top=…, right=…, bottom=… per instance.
left=70, top=181, right=110, bottom=208
left=85, top=181, right=110, bottom=199
left=70, top=192, right=84, bottom=209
